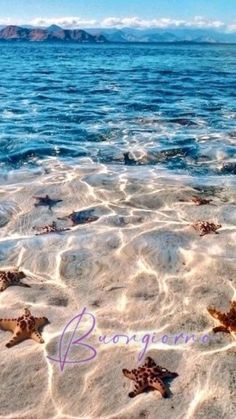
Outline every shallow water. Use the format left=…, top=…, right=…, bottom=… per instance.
left=0, top=44, right=235, bottom=419
left=0, top=43, right=236, bottom=175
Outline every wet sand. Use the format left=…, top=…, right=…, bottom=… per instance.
left=0, top=158, right=235, bottom=418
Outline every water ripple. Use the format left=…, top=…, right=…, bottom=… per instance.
left=0, top=43, right=235, bottom=175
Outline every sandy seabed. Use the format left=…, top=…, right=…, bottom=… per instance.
left=0, top=158, right=235, bottom=419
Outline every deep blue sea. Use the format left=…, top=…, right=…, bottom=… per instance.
left=0, top=43, right=235, bottom=175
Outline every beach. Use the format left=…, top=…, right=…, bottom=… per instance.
left=0, top=157, right=235, bottom=418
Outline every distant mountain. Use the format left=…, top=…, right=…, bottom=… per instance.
left=0, top=25, right=236, bottom=43
left=88, top=27, right=236, bottom=43
left=47, top=24, right=63, bottom=33
left=0, top=25, right=107, bottom=43
left=104, top=28, right=179, bottom=43
left=0, top=26, right=30, bottom=40
left=98, top=29, right=130, bottom=43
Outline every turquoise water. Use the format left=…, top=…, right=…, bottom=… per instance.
left=0, top=43, right=235, bottom=175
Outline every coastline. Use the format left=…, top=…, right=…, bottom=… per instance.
left=0, top=159, right=235, bottom=418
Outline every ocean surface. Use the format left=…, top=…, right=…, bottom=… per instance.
left=0, top=43, right=236, bottom=419
left=0, top=43, right=236, bottom=175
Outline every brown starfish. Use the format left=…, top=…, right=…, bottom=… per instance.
left=33, top=194, right=63, bottom=211
left=192, top=221, right=222, bottom=236
left=0, top=308, right=49, bottom=348
left=122, top=356, right=178, bottom=398
left=33, top=221, right=70, bottom=235
left=191, top=196, right=213, bottom=206
left=0, top=269, right=30, bottom=292
left=208, top=301, right=236, bottom=334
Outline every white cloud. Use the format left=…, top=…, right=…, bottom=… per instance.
left=227, top=23, right=236, bottom=32
left=101, top=17, right=186, bottom=28
left=0, top=15, right=233, bottom=31
left=30, top=17, right=97, bottom=29
left=0, top=17, right=18, bottom=25
left=185, top=16, right=225, bottom=29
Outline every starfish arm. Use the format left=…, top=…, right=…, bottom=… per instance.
left=19, top=282, right=31, bottom=288
left=24, top=308, right=31, bottom=316
left=0, top=282, right=8, bottom=292
left=143, top=356, right=157, bottom=368
left=31, top=330, right=44, bottom=344
left=122, top=369, right=136, bottom=381
left=231, top=301, right=236, bottom=309
left=35, top=316, right=49, bottom=328
left=35, top=231, right=44, bottom=236
left=0, top=318, right=17, bottom=332
left=129, top=382, right=147, bottom=398
left=154, top=366, right=178, bottom=379
left=228, top=304, right=236, bottom=318
left=212, top=326, right=230, bottom=334
left=5, top=326, right=26, bottom=348
left=88, top=216, right=99, bottom=223
left=208, top=308, right=226, bottom=323
left=148, top=375, right=168, bottom=398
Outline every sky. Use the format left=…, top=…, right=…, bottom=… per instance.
left=0, top=0, right=236, bottom=31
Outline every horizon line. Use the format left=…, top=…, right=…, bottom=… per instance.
left=0, top=16, right=236, bottom=33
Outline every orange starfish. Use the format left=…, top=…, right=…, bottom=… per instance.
left=123, top=356, right=178, bottom=398
left=191, top=196, right=213, bottom=206
left=33, top=221, right=70, bottom=235
left=192, top=221, right=222, bottom=236
left=208, top=301, right=236, bottom=334
left=0, top=269, right=30, bottom=292
left=0, top=308, right=49, bottom=348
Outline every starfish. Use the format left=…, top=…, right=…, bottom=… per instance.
left=122, top=356, right=178, bottom=398
left=208, top=301, right=236, bottom=334
left=33, top=221, right=70, bottom=235
left=123, top=152, right=137, bottom=166
left=58, top=208, right=99, bottom=226
left=191, top=196, right=213, bottom=206
left=0, top=307, right=49, bottom=348
left=0, top=269, right=30, bottom=292
left=33, top=194, right=63, bottom=210
left=192, top=221, right=222, bottom=236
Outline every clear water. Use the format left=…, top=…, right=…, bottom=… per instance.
left=0, top=43, right=235, bottom=175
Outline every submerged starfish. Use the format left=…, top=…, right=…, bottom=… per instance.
left=58, top=208, right=99, bottom=226
left=0, top=307, right=49, bottom=348
left=33, top=194, right=63, bottom=210
left=122, top=356, right=178, bottom=398
left=33, top=221, right=70, bottom=235
left=123, top=152, right=137, bottom=166
left=192, top=221, right=222, bottom=236
left=191, top=196, right=213, bottom=206
left=0, top=270, right=30, bottom=292
left=208, top=301, right=236, bottom=334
